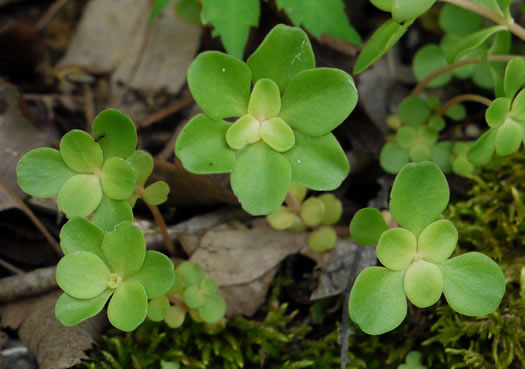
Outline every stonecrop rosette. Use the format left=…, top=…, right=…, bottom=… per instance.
left=55, top=218, right=175, bottom=331
left=16, top=109, right=138, bottom=230
left=348, top=162, right=505, bottom=335
left=175, top=24, right=358, bottom=215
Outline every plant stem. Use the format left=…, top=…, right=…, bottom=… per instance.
left=146, top=202, right=176, bottom=256
left=437, top=94, right=492, bottom=116
left=0, top=176, right=62, bottom=256
left=440, top=0, right=525, bottom=41
left=284, top=192, right=301, bottom=213
left=410, top=55, right=525, bottom=96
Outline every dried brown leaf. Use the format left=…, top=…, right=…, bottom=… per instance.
left=1, top=290, right=106, bottom=369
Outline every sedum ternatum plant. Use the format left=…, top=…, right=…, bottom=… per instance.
left=175, top=24, right=357, bottom=215
left=348, top=162, right=505, bottom=335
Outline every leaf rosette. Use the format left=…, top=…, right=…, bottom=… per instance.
left=55, top=219, right=175, bottom=331
left=175, top=24, right=357, bottom=215
left=17, top=109, right=139, bottom=230
left=348, top=162, right=505, bottom=335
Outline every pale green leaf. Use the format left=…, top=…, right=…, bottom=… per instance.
left=307, top=226, right=337, bottom=252
left=511, top=89, right=525, bottom=120
left=446, top=25, right=507, bottom=64
left=175, top=114, right=236, bottom=174
left=276, top=0, right=362, bottom=46
left=439, top=4, right=482, bottom=36
left=56, top=251, right=110, bottom=299
left=379, top=142, right=409, bottom=174
left=100, top=157, right=136, bottom=200
left=259, top=117, right=295, bottom=152
left=349, top=267, right=407, bottom=335
left=439, top=252, right=505, bottom=316
left=350, top=208, right=388, bottom=245
left=495, top=119, right=522, bottom=155
left=503, top=57, right=525, bottom=99
left=319, top=193, right=343, bottom=225
left=16, top=148, right=75, bottom=198
left=148, top=296, right=170, bottom=322
left=404, top=261, right=443, bottom=308
left=60, top=130, right=103, bottom=173
left=231, top=142, right=291, bottom=215
left=412, top=44, right=452, bottom=88
left=283, top=131, right=349, bottom=191
left=107, top=281, right=148, bottom=331
left=60, top=217, right=105, bottom=260
left=91, top=196, right=133, bottom=232
left=467, top=128, right=497, bottom=166
left=418, top=219, right=457, bottom=264
left=371, top=0, right=392, bottom=11
left=128, top=150, right=153, bottom=187
left=128, top=251, right=175, bottom=299
left=390, top=162, right=449, bottom=236
left=247, top=24, right=315, bottom=93
left=201, top=0, right=259, bottom=59
left=57, top=174, right=102, bottom=218
left=183, top=285, right=205, bottom=308
left=392, top=0, right=437, bottom=22
left=397, top=97, right=430, bottom=127
left=300, top=197, right=325, bottom=227
left=199, top=295, right=226, bottom=323
left=431, top=141, right=453, bottom=173
left=102, top=221, right=145, bottom=278
left=164, top=305, right=186, bottom=328
left=486, top=97, right=511, bottom=128
left=55, top=290, right=113, bottom=326
left=267, top=206, right=296, bottom=230
left=279, top=68, right=357, bottom=136
left=176, top=261, right=204, bottom=287
left=377, top=228, right=417, bottom=270
left=226, top=114, right=261, bottom=151
left=92, top=109, right=137, bottom=159
left=248, top=78, right=281, bottom=120
left=143, top=181, right=170, bottom=205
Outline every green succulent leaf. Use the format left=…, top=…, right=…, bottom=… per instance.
left=247, top=24, right=315, bottom=93
left=392, top=0, right=436, bottom=22
left=175, top=114, right=236, bottom=174
left=412, top=45, right=451, bottom=88
left=276, top=0, right=362, bottom=46
left=56, top=251, right=110, bottom=299
left=307, top=225, right=337, bottom=252
left=260, top=117, right=295, bottom=152
left=444, top=103, right=467, bottom=121
left=248, top=79, right=281, bottom=120
left=417, top=219, right=457, bottom=264
left=102, top=221, right=145, bottom=278
left=467, top=128, right=497, bottom=166
left=16, top=148, right=75, bottom=198
left=289, top=182, right=307, bottom=203
left=503, top=57, right=525, bottom=99
left=349, top=267, right=407, bottom=335
left=283, top=131, right=349, bottom=191
left=353, top=19, right=412, bottom=75
left=439, top=4, right=482, bottom=36
left=390, top=162, right=449, bottom=236
left=165, top=305, right=186, bottom=328
left=410, top=146, right=431, bottom=162
left=55, top=290, right=113, bottom=326
left=379, top=142, right=409, bottom=174
left=231, top=141, right=291, bottom=215
left=398, top=97, right=431, bottom=127
left=143, top=181, right=170, bottom=205
left=495, top=119, right=522, bottom=156
left=377, top=228, right=417, bottom=271
left=350, top=208, right=389, bottom=246
left=107, top=281, right=148, bottom=331
left=396, top=126, right=416, bottom=149
left=59, top=130, right=103, bottom=173
left=60, top=217, right=105, bottom=260
left=404, top=261, right=443, bottom=308
left=452, top=156, right=475, bottom=176
left=226, top=114, right=261, bottom=151
left=428, top=115, right=446, bottom=132
left=100, top=157, right=136, bottom=200
left=319, top=194, right=343, bottom=225
left=201, top=278, right=218, bottom=295
left=485, top=97, right=510, bottom=128
left=267, top=206, right=296, bottom=230
left=188, top=51, right=251, bottom=120
left=92, top=109, right=137, bottom=159
left=176, top=262, right=205, bottom=287
left=91, top=196, right=133, bottom=232
left=439, top=252, right=505, bottom=316
left=57, top=174, right=102, bottom=218
left=128, top=150, right=154, bottom=187
left=431, top=141, right=453, bottom=173
left=201, top=0, right=259, bottom=60
left=279, top=68, right=357, bottom=137
left=511, top=89, right=525, bottom=120
left=370, top=0, right=392, bottom=11
left=300, top=197, right=326, bottom=227
left=199, top=295, right=226, bottom=323
left=183, top=285, right=206, bottom=309
left=147, top=296, right=170, bottom=322
left=128, top=251, right=175, bottom=299
left=446, top=25, right=507, bottom=64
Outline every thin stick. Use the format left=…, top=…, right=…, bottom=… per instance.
left=0, top=177, right=62, bottom=256
left=440, top=0, right=525, bottom=41
left=284, top=192, right=301, bottom=213
left=36, top=0, right=69, bottom=31
left=0, top=258, right=24, bottom=275
left=410, top=55, right=525, bottom=96
left=437, top=94, right=492, bottom=117
left=146, top=202, right=176, bottom=255
left=138, top=96, right=194, bottom=128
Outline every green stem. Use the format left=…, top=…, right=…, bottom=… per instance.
left=440, top=0, right=525, bottom=41
left=410, top=55, right=525, bottom=96
left=437, top=94, right=492, bottom=117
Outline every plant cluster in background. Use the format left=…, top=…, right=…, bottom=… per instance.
left=348, top=162, right=505, bottom=335
left=175, top=24, right=356, bottom=216
left=148, top=261, right=227, bottom=329
left=266, top=182, right=343, bottom=252
left=150, top=0, right=362, bottom=59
